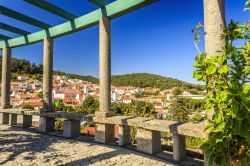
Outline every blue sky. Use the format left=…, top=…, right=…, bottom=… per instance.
left=0, top=0, right=248, bottom=84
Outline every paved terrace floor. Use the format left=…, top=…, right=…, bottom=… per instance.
left=0, top=125, right=174, bottom=166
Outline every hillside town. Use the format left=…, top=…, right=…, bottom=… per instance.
left=0, top=75, right=206, bottom=119
left=1, top=0, right=247, bottom=165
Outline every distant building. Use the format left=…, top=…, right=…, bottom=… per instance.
left=111, top=92, right=118, bottom=102
left=115, top=87, right=126, bottom=95
left=178, top=94, right=206, bottom=100
left=63, top=98, right=79, bottom=105
left=83, top=85, right=89, bottom=95
left=17, top=76, right=28, bottom=81
left=76, top=93, right=86, bottom=104
left=11, top=98, right=23, bottom=108
left=73, top=84, right=83, bottom=91
left=166, top=94, right=174, bottom=101
left=154, top=103, right=164, bottom=115
left=52, top=90, right=77, bottom=99
left=19, top=101, right=43, bottom=110
left=54, top=75, right=67, bottom=81
left=122, top=96, right=132, bottom=104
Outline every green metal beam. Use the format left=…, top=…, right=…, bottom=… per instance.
left=24, top=0, right=77, bottom=20
left=88, top=0, right=107, bottom=8
left=0, top=0, right=158, bottom=48
left=0, top=34, right=11, bottom=40
left=0, top=22, right=31, bottom=35
left=0, top=5, right=51, bottom=29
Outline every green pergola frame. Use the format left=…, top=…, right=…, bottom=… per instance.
left=0, top=0, right=158, bottom=49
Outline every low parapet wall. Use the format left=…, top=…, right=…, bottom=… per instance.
left=0, top=108, right=207, bottom=164
left=94, top=116, right=208, bottom=139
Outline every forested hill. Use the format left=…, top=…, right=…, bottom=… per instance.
left=111, top=73, right=205, bottom=90
left=0, top=56, right=99, bottom=83
left=0, top=57, right=204, bottom=90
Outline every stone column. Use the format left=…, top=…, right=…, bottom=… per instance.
left=95, top=17, right=115, bottom=143
left=42, top=36, right=54, bottom=112
left=203, top=0, right=226, bottom=165
left=98, top=17, right=111, bottom=117
left=39, top=36, right=55, bottom=132
left=1, top=47, right=12, bottom=109
left=204, top=0, right=226, bottom=58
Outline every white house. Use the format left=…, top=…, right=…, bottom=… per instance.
left=122, top=96, right=132, bottom=104
left=83, top=85, right=89, bottom=94
left=111, top=92, right=118, bottom=102
left=17, top=76, right=28, bottom=81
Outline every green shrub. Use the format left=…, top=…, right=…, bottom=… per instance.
left=55, top=120, right=64, bottom=130
left=186, top=137, right=204, bottom=149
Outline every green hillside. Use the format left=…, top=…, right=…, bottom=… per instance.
left=111, top=73, right=205, bottom=90
left=0, top=56, right=99, bottom=84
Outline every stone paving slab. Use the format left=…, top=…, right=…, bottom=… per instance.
left=0, top=125, right=175, bottom=166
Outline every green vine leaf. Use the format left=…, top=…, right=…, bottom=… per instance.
left=207, top=64, right=217, bottom=75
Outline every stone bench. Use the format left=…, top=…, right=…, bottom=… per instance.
left=94, top=116, right=208, bottom=162
left=39, top=111, right=93, bottom=137
left=0, top=109, right=36, bottom=128
left=0, top=109, right=93, bottom=138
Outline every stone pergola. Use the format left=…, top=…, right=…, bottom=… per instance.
left=0, top=0, right=226, bottom=165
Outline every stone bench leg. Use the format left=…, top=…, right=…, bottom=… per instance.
left=9, top=114, right=17, bottom=126
left=119, top=125, right=131, bottom=146
left=95, top=123, right=115, bottom=143
left=39, top=116, right=55, bottom=132
left=0, top=113, right=9, bottom=124
left=63, top=120, right=80, bottom=138
left=173, top=133, right=186, bottom=162
left=17, top=115, right=32, bottom=128
left=136, top=128, right=161, bottom=154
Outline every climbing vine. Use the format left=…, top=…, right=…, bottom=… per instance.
left=192, top=1, right=250, bottom=165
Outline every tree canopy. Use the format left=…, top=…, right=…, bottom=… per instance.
left=167, top=97, right=206, bottom=122
left=111, top=101, right=155, bottom=117
left=77, top=96, right=99, bottom=114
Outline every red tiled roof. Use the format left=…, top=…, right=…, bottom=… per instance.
left=123, top=96, right=132, bottom=100
left=21, top=102, right=43, bottom=107
left=74, top=84, right=83, bottom=87
left=30, top=96, right=41, bottom=100
left=63, top=98, right=79, bottom=103
left=11, top=98, right=21, bottom=102
left=116, top=86, right=126, bottom=90
left=53, top=98, right=63, bottom=101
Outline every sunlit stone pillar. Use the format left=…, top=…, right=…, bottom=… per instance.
left=1, top=47, right=12, bottom=109
left=203, top=0, right=226, bottom=165
left=95, top=17, right=115, bottom=143
left=39, top=36, right=55, bottom=132
left=42, top=36, right=54, bottom=112
left=204, top=0, right=226, bottom=58
left=98, top=17, right=111, bottom=117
